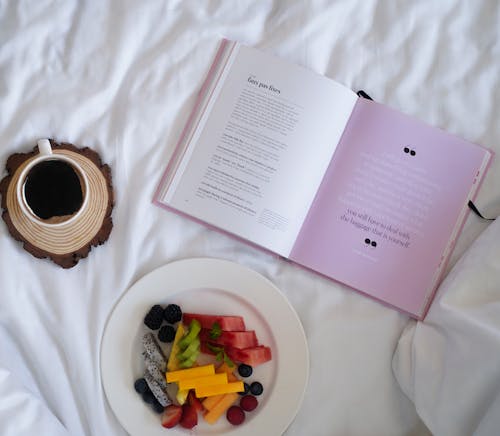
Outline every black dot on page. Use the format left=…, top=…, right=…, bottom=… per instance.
left=404, top=147, right=410, bottom=153
left=410, top=150, right=416, bottom=156
left=371, top=241, right=377, bottom=247
left=364, top=238, right=371, bottom=244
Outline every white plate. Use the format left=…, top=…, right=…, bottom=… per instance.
left=100, top=258, right=309, bottom=435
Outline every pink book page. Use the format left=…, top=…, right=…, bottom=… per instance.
left=290, top=98, right=491, bottom=318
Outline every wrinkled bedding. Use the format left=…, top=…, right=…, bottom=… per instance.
left=0, top=1, right=498, bottom=435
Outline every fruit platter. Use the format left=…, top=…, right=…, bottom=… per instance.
left=136, top=303, right=273, bottom=430
left=101, top=258, right=309, bottom=436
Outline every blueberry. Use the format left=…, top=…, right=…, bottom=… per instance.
left=250, top=381, right=263, bottom=396
left=158, top=325, right=176, bottom=343
left=152, top=400, right=165, bottom=414
left=134, top=378, right=148, bottom=394
left=238, top=364, right=253, bottom=378
left=163, top=304, right=182, bottom=324
left=238, top=382, right=250, bottom=396
left=142, top=390, right=156, bottom=404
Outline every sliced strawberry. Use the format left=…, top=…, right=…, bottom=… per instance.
left=179, top=403, right=198, bottom=429
left=161, top=405, right=182, bottom=429
left=188, top=390, right=204, bottom=413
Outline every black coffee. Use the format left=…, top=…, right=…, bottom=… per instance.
left=24, top=160, right=84, bottom=220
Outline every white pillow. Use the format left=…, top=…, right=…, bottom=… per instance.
left=393, top=218, right=500, bottom=436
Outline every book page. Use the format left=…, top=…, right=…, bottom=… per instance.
left=290, top=98, right=491, bottom=317
left=162, top=42, right=357, bottom=256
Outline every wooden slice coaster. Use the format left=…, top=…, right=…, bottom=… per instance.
left=0, top=139, right=114, bottom=268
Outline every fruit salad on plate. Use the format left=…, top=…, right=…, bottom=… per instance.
left=134, top=304, right=272, bottom=430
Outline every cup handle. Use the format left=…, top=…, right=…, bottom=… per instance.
left=37, top=139, right=53, bottom=155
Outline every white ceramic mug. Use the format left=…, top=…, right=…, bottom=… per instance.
left=16, top=139, right=89, bottom=227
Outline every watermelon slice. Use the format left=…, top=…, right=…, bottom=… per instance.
left=201, top=342, right=272, bottom=367
left=226, top=345, right=272, bottom=367
left=183, top=313, right=245, bottom=332
left=199, top=329, right=258, bottom=349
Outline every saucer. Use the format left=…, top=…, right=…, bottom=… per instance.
left=0, top=139, right=114, bottom=268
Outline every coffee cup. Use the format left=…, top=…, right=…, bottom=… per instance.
left=16, top=139, right=89, bottom=227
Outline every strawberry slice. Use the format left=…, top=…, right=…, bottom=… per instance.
left=188, top=390, right=204, bottom=413
left=161, top=405, right=182, bottom=428
left=179, top=403, right=198, bottom=429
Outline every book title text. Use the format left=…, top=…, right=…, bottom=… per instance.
left=247, top=75, right=280, bottom=94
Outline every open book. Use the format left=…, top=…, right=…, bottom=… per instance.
left=154, top=39, right=492, bottom=319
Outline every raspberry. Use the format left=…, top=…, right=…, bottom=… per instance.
left=158, top=325, right=176, bottom=343
left=240, top=395, right=258, bottom=412
left=144, top=305, right=164, bottom=330
left=163, top=304, right=182, bottom=324
left=226, top=406, right=245, bottom=425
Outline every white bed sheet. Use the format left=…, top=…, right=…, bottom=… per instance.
left=0, top=1, right=498, bottom=435
left=393, top=218, right=500, bottom=436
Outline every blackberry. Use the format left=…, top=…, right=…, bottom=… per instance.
left=134, top=378, right=148, bottom=394
left=237, top=364, right=253, bottom=378
left=163, top=304, right=182, bottom=324
left=250, top=381, right=263, bottom=396
left=158, top=325, right=176, bottom=343
left=144, top=305, right=164, bottom=330
left=238, top=382, right=250, bottom=396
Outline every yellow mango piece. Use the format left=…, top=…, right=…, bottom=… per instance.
left=203, top=393, right=239, bottom=424
left=178, top=373, right=228, bottom=391
left=195, top=381, right=244, bottom=398
left=166, top=364, right=215, bottom=383
left=201, top=363, right=241, bottom=411
left=167, top=323, right=185, bottom=372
